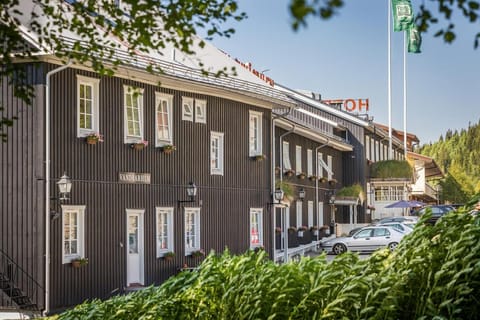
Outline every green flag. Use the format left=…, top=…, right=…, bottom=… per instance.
left=407, top=24, right=422, bottom=53
left=391, top=0, right=414, bottom=31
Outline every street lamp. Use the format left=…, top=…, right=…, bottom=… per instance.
left=56, top=172, right=72, bottom=202
left=274, top=188, right=284, bottom=203
left=50, top=172, right=72, bottom=220
left=298, top=188, right=306, bottom=201
left=178, top=182, right=198, bottom=207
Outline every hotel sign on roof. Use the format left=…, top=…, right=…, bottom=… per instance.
left=322, top=98, right=370, bottom=113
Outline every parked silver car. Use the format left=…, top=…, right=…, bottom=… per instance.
left=379, top=222, right=414, bottom=234
left=320, top=226, right=405, bottom=255
left=376, top=216, right=418, bottom=225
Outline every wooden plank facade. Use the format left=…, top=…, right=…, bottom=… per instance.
left=1, top=55, right=385, bottom=313
left=1, top=63, right=46, bottom=310
left=2, top=61, right=277, bottom=311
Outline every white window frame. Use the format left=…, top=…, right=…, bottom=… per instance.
left=62, top=205, right=86, bottom=264
left=283, top=141, right=292, bottom=170
left=308, top=201, right=314, bottom=227
left=327, top=155, right=333, bottom=180
left=307, top=149, right=313, bottom=176
left=195, top=99, right=207, bottom=124
left=317, top=152, right=324, bottom=178
left=296, top=201, right=303, bottom=227
left=295, top=145, right=302, bottom=173
left=249, top=111, right=263, bottom=156
left=156, top=207, right=174, bottom=257
left=184, top=207, right=201, bottom=255
left=210, top=131, right=224, bottom=175
left=370, top=138, right=375, bottom=161
left=123, top=86, right=144, bottom=143
left=250, top=208, right=263, bottom=248
left=366, top=136, right=371, bottom=161
left=182, top=97, right=194, bottom=122
left=77, top=75, right=100, bottom=137
left=155, top=92, right=174, bottom=147
left=318, top=201, right=324, bottom=227
left=374, top=186, right=405, bottom=201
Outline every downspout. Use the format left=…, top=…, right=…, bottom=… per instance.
left=270, top=107, right=294, bottom=263
left=315, top=139, right=330, bottom=239
left=45, top=61, right=71, bottom=316
left=278, top=124, right=295, bottom=263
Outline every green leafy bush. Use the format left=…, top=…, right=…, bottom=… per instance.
left=336, top=183, right=365, bottom=203
left=54, top=207, right=480, bottom=320
left=370, top=160, right=413, bottom=179
left=275, top=180, right=295, bottom=200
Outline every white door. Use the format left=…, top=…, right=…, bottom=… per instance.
left=127, top=210, right=144, bottom=286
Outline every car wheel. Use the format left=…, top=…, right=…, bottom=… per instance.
left=332, top=243, right=347, bottom=255
left=388, top=242, right=398, bottom=251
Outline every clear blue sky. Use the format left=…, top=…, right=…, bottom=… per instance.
left=207, top=0, right=480, bottom=145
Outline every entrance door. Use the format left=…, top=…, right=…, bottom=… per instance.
left=127, top=209, right=144, bottom=286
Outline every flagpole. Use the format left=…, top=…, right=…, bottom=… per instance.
left=403, top=32, right=408, bottom=157
left=388, top=0, right=393, bottom=159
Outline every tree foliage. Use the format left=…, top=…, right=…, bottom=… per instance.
left=289, top=0, right=480, bottom=48
left=2, top=0, right=480, bottom=142
left=0, top=0, right=246, bottom=142
left=419, top=119, right=480, bottom=202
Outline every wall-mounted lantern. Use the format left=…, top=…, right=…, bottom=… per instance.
left=57, top=173, right=72, bottom=202
left=51, top=172, right=72, bottom=220
left=178, top=182, right=197, bottom=207
left=298, top=188, right=306, bottom=201
left=274, top=188, right=284, bottom=202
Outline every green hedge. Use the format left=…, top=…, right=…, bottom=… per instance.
left=53, top=208, right=480, bottom=320
left=336, top=183, right=365, bottom=200
left=370, top=160, right=413, bottom=179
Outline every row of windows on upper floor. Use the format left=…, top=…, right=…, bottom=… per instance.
left=281, top=141, right=335, bottom=180
left=80, top=75, right=400, bottom=182
left=365, top=135, right=405, bottom=162
left=76, top=75, right=265, bottom=175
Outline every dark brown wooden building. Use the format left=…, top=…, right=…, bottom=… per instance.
left=1, top=14, right=378, bottom=315
left=259, top=85, right=370, bottom=260
left=0, top=50, right=298, bottom=312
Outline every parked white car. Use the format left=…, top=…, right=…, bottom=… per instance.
left=320, top=226, right=406, bottom=255
left=378, top=222, right=414, bottom=234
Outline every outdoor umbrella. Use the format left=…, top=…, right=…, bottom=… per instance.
left=385, top=200, right=425, bottom=208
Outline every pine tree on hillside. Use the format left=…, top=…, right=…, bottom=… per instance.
left=419, top=120, right=480, bottom=202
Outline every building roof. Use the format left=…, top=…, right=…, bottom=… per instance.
left=373, top=123, right=420, bottom=147
left=12, top=0, right=295, bottom=108
left=407, top=151, right=444, bottom=179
